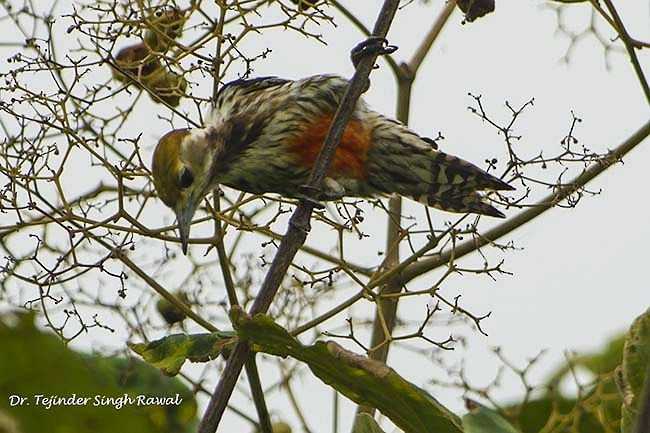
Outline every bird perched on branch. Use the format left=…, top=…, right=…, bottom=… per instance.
left=152, top=74, right=514, bottom=254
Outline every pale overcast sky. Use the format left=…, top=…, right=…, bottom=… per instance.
left=2, top=1, right=649, bottom=432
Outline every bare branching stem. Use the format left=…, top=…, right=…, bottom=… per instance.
left=108, top=246, right=220, bottom=332
left=401, top=120, right=650, bottom=282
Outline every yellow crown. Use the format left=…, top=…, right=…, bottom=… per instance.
left=151, top=129, right=190, bottom=208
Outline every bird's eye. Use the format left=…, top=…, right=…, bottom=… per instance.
left=178, top=167, right=194, bottom=189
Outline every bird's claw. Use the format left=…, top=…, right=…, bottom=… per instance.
left=350, top=37, right=398, bottom=68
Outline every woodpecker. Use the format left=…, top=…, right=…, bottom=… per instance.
left=151, top=74, right=514, bottom=254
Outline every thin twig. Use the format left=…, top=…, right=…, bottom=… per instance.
left=409, top=0, right=456, bottom=74
left=400, top=120, right=650, bottom=282
left=208, top=1, right=273, bottom=423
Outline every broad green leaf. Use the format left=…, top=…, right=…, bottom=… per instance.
left=505, top=395, right=575, bottom=433
left=231, top=307, right=463, bottom=433
left=129, top=331, right=236, bottom=376
left=271, top=421, right=292, bottom=433
left=353, top=413, right=386, bottom=433
left=506, top=331, right=627, bottom=432
left=255, top=421, right=292, bottom=433
left=620, top=309, right=650, bottom=433
left=0, top=311, right=198, bottom=433
left=462, top=399, right=519, bottom=433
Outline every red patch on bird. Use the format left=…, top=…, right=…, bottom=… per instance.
left=290, top=114, right=371, bottom=179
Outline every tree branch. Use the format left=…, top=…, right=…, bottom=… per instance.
left=208, top=2, right=273, bottom=423
left=197, top=1, right=403, bottom=431
left=600, top=0, right=650, bottom=106
left=400, top=119, right=650, bottom=283
left=409, top=0, right=456, bottom=74
left=292, top=119, right=650, bottom=336
left=357, top=1, right=456, bottom=420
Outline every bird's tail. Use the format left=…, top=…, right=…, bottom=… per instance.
left=400, top=151, right=513, bottom=218
left=365, top=117, right=514, bottom=217
left=411, top=190, right=507, bottom=218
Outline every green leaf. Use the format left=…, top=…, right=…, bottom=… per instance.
left=462, top=399, right=519, bottom=433
left=231, top=307, right=463, bottom=433
left=254, top=421, right=292, bottom=433
left=156, top=291, right=191, bottom=324
left=500, top=315, right=650, bottom=433
left=271, top=421, right=292, bottom=433
left=619, top=308, right=650, bottom=433
left=129, top=331, right=236, bottom=376
left=0, top=311, right=198, bottom=433
left=353, top=413, right=386, bottom=433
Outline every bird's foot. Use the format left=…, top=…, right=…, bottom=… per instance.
left=320, top=177, right=345, bottom=201
left=350, top=37, right=398, bottom=69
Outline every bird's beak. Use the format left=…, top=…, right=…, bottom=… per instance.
left=175, top=201, right=196, bottom=255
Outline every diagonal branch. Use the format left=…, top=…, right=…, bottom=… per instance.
left=197, top=1, right=403, bottom=431
left=212, top=198, right=273, bottom=433
left=409, top=0, right=456, bottom=74
left=600, top=0, right=650, bottom=106
left=291, top=119, right=650, bottom=335
left=400, top=119, right=650, bottom=283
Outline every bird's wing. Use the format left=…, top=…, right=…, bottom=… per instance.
left=214, top=74, right=351, bottom=114
left=216, top=76, right=291, bottom=100
left=289, top=75, right=351, bottom=112
left=212, top=76, right=293, bottom=117
left=209, top=74, right=356, bottom=151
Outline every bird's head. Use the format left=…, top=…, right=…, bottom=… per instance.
left=151, top=128, right=218, bottom=254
